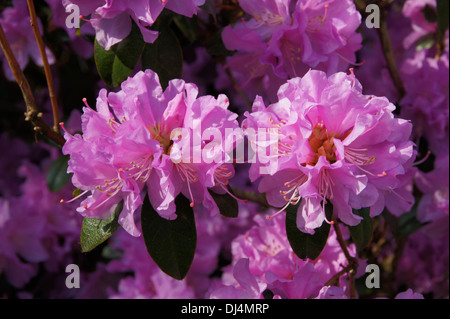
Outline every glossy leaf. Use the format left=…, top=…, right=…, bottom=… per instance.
left=397, top=205, right=427, bottom=238
left=141, top=194, right=196, bottom=280
left=141, top=22, right=183, bottom=89
left=437, top=0, right=449, bottom=43
left=206, top=30, right=235, bottom=57
left=46, top=155, right=72, bottom=193
left=349, top=207, right=373, bottom=255
left=208, top=189, right=239, bottom=218
left=173, top=15, right=198, bottom=44
left=94, top=21, right=145, bottom=88
left=80, top=201, right=123, bottom=253
left=286, top=200, right=333, bottom=260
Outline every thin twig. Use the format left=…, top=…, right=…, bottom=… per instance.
left=354, top=0, right=406, bottom=102
left=325, top=264, right=353, bottom=287
left=26, top=0, right=60, bottom=133
left=0, top=26, right=36, bottom=113
left=333, top=219, right=354, bottom=262
left=333, top=218, right=359, bottom=299
left=229, top=186, right=270, bottom=208
left=0, top=22, right=65, bottom=147
left=376, top=6, right=406, bottom=101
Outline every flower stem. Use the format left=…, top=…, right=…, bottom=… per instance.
left=324, top=264, right=353, bottom=287
left=354, top=0, right=406, bottom=102
left=376, top=6, right=406, bottom=102
left=26, top=0, right=60, bottom=133
left=229, top=186, right=270, bottom=208
left=333, top=218, right=358, bottom=299
left=0, top=22, right=65, bottom=147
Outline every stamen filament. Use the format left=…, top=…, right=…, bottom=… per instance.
left=60, top=189, right=89, bottom=204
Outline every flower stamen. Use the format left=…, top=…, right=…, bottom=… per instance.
left=176, top=163, right=199, bottom=207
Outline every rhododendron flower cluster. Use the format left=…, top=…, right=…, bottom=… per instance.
left=222, top=0, right=362, bottom=102
left=0, top=0, right=448, bottom=303
left=61, top=69, right=241, bottom=236
left=62, top=0, right=205, bottom=49
left=208, top=212, right=362, bottom=299
left=400, top=52, right=449, bottom=154
left=243, top=69, right=416, bottom=233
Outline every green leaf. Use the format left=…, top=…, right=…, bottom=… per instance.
left=349, top=207, right=373, bottom=255
left=47, top=155, right=72, bottom=193
left=94, top=20, right=145, bottom=88
left=421, top=4, right=438, bottom=23
left=397, top=204, right=427, bottom=238
left=206, top=30, right=236, bottom=57
left=437, top=0, right=449, bottom=43
left=173, top=15, right=198, bottom=44
left=285, top=200, right=332, bottom=260
left=208, top=189, right=239, bottom=218
left=72, top=188, right=82, bottom=197
left=141, top=194, right=197, bottom=280
left=80, top=201, right=123, bottom=253
left=382, top=204, right=428, bottom=239
left=141, top=22, right=183, bottom=89
left=415, top=34, right=435, bottom=51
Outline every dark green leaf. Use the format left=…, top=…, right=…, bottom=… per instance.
left=421, top=4, right=438, bottom=23
left=349, top=207, right=373, bottom=255
left=285, top=200, right=332, bottom=260
left=141, top=194, right=196, bottom=280
left=94, top=20, right=145, bottom=88
left=47, top=155, right=72, bottom=192
left=208, top=189, right=239, bottom=218
left=80, top=201, right=123, bottom=252
left=173, top=15, right=198, bottom=44
left=437, top=0, right=449, bottom=43
left=397, top=204, right=427, bottom=238
left=382, top=205, right=428, bottom=239
left=206, top=30, right=236, bottom=57
left=141, top=22, right=183, bottom=89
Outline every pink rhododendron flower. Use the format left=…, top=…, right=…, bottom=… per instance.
left=396, top=229, right=449, bottom=298
left=46, top=0, right=94, bottom=58
left=415, top=152, right=449, bottom=237
left=61, top=69, right=241, bottom=236
left=0, top=134, right=32, bottom=197
left=315, top=286, right=348, bottom=299
left=106, top=228, right=196, bottom=299
left=105, top=202, right=256, bottom=298
left=216, top=211, right=361, bottom=299
left=0, top=157, right=81, bottom=289
left=0, top=0, right=55, bottom=81
left=394, top=289, right=424, bottom=299
left=402, top=0, right=438, bottom=50
left=0, top=197, right=44, bottom=288
left=63, top=0, right=205, bottom=50
left=243, top=69, right=416, bottom=233
left=222, top=0, right=362, bottom=102
left=208, top=258, right=267, bottom=299
left=400, top=52, right=449, bottom=155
